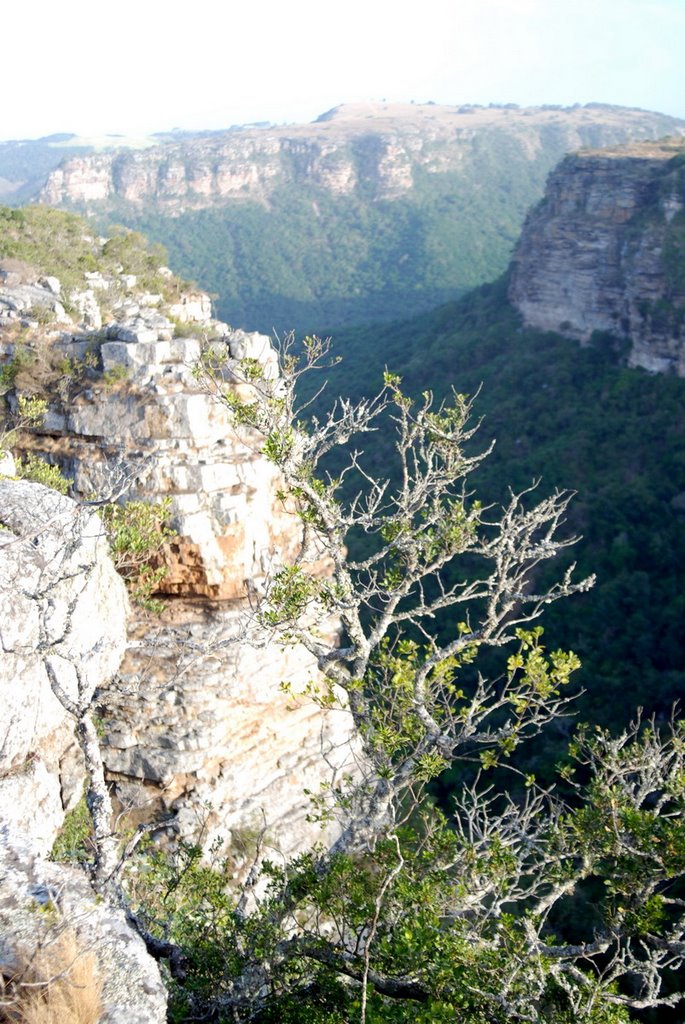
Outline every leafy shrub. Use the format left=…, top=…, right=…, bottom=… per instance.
left=1, top=337, right=99, bottom=404
left=100, top=363, right=129, bottom=389
left=101, top=498, right=175, bottom=610
left=15, top=453, right=72, bottom=494
left=49, top=793, right=94, bottom=867
left=0, top=345, right=35, bottom=394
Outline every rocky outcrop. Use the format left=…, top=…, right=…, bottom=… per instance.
left=509, top=138, right=685, bottom=375
left=0, top=832, right=167, bottom=1024
left=0, top=260, right=70, bottom=322
left=0, top=242, right=359, bottom=859
left=0, top=485, right=166, bottom=1022
left=58, top=329, right=296, bottom=601
left=106, top=605, right=356, bottom=861
left=81, top=319, right=358, bottom=858
left=0, top=480, right=128, bottom=854
left=39, top=103, right=685, bottom=214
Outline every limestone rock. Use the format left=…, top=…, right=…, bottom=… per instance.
left=168, top=291, right=212, bottom=323
left=0, top=488, right=163, bottom=1021
left=40, top=275, right=61, bottom=295
left=69, top=286, right=103, bottom=329
left=0, top=280, right=70, bottom=324
left=56, top=327, right=301, bottom=600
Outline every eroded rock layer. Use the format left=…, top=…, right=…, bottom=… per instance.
left=509, top=138, right=685, bottom=375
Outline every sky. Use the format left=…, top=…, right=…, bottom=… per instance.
left=3, top=0, right=685, bottom=141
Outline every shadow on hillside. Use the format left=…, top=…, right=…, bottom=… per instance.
left=213, top=285, right=467, bottom=337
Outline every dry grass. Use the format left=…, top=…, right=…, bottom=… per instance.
left=0, top=930, right=102, bottom=1024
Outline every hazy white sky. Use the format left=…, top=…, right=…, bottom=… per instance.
left=3, top=0, right=684, bottom=140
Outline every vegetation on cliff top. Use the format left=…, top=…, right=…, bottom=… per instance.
left=0, top=204, right=182, bottom=298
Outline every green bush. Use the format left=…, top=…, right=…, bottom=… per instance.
left=50, top=791, right=94, bottom=865
left=16, top=452, right=72, bottom=494
left=101, top=497, right=175, bottom=610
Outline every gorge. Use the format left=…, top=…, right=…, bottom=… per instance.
left=1, top=117, right=685, bottom=1021
left=17, top=101, right=685, bottom=331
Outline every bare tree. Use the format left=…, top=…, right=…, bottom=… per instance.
left=200, top=335, right=593, bottom=849
left=157, top=335, right=684, bottom=1023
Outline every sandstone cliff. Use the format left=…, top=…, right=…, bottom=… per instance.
left=0, top=218, right=358, bottom=865
left=38, top=103, right=684, bottom=213
left=509, top=138, right=685, bottom=375
left=32, top=103, right=685, bottom=331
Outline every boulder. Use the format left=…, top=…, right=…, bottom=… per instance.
left=0, top=480, right=128, bottom=853
left=0, top=484, right=165, bottom=1022
left=0, top=831, right=167, bottom=1024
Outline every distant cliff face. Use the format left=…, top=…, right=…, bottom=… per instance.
left=509, top=139, right=685, bottom=375
left=35, top=103, right=685, bottom=332
left=38, top=103, right=685, bottom=212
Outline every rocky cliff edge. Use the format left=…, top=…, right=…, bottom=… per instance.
left=0, top=480, right=167, bottom=1023
left=0, top=218, right=359, bottom=866
left=509, top=138, right=685, bottom=375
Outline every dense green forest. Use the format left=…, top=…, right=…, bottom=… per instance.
left=131, top=173, right=517, bottom=333
left=122, top=129, right=585, bottom=332
left=299, top=277, right=685, bottom=781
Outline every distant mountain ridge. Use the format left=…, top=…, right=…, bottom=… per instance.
left=24, top=101, right=685, bottom=332
left=37, top=103, right=685, bottom=210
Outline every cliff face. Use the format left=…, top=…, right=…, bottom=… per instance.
left=35, top=103, right=685, bottom=332
left=0, top=223, right=358, bottom=862
left=509, top=139, right=685, bottom=375
left=38, top=103, right=684, bottom=213
left=0, top=481, right=167, bottom=1023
